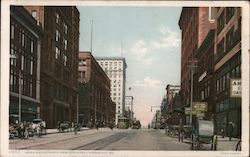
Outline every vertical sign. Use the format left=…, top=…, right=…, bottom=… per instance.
left=230, top=79, right=241, bottom=97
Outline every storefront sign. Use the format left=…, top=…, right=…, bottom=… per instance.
left=193, top=102, right=208, bottom=111
left=198, top=71, right=207, bottom=82
left=230, top=79, right=241, bottom=97
left=184, top=107, right=200, bottom=115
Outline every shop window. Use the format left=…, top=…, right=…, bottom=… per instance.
left=229, top=98, right=236, bottom=109
left=224, top=99, right=229, bottom=110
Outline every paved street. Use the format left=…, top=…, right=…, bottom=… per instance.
left=9, top=128, right=190, bottom=150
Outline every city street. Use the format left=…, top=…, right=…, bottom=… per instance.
left=9, top=128, right=190, bottom=150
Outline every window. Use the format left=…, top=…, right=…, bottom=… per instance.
left=56, top=13, right=60, bottom=23
left=63, top=55, right=67, bottom=66
left=226, top=7, right=234, bottom=23
left=22, top=33, right=25, bottom=47
left=64, top=39, right=67, bottom=50
left=222, top=75, right=226, bottom=91
left=217, top=10, right=225, bottom=33
left=30, top=61, right=33, bottom=75
left=31, top=10, right=37, bottom=18
left=55, top=47, right=60, bottom=59
left=63, top=23, right=68, bottom=34
left=30, top=83, right=33, bottom=97
left=78, top=71, right=86, bottom=78
left=226, top=27, right=234, bottom=51
left=30, top=41, right=34, bottom=53
left=11, top=25, right=15, bottom=39
left=79, top=59, right=86, bottom=66
left=56, top=30, right=60, bottom=42
left=216, top=79, right=219, bottom=93
left=21, top=55, right=24, bottom=70
left=201, top=90, right=204, bottom=100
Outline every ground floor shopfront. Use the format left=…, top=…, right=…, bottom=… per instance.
left=9, top=94, right=40, bottom=122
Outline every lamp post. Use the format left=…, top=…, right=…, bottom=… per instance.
left=10, top=54, right=22, bottom=123
left=187, top=59, right=197, bottom=125
left=18, top=70, right=22, bottom=123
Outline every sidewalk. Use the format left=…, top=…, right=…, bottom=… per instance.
left=216, top=135, right=240, bottom=151
left=163, top=130, right=240, bottom=151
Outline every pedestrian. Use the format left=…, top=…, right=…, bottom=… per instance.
left=74, top=122, right=78, bottom=135
left=20, top=122, right=25, bottom=139
left=95, top=121, right=99, bottom=130
left=227, top=122, right=234, bottom=141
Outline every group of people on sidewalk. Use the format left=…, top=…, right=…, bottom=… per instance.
left=9, top=121, right=46, bottom=139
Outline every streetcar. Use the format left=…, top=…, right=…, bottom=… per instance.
left=117, top=117, right=129, bottom=129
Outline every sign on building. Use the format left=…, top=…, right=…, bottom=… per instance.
left=184, top=107, right=200, bottom=115
left=193, top=102, right=208, bottom=111
left=230, top=79, right=241, bottom=97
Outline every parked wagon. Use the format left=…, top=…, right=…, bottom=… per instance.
left=191, top=120, right=216, bottom=150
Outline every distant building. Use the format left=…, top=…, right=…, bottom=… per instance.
left=10, top=6, right=42, bottom=122
left=24, top=6, right=80, bottom=128
left=125, top=96, right=134, bottom=123
left=151, top=110, right=162, bottom=129
left=213, top=7, right=241, bottom=137
left=96, top=57, right=127, bottom=124
left=78, top=52, right=115, bottom=125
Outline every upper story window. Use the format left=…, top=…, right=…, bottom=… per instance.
left=11, top=25, right=15, bottom=39
left=64, top=39, right=68, bottom=50
left=30, top=41, right=34, bottom=53
left=31, top=10, right=37, bottom=18
left=56, top=29, right=60, bottom=42
left=63, top=23, right=68, bottom=34
left=217, top=10, right=225, bottom=34
left=79, top=59, right=86, bottom=66
left=226, top=27, right=234, bottom=52
left=56, top=12, right=60, bottom=23
left=226, top=7, right=234, bottom=23
left=55, top=47, right=60, bottom=59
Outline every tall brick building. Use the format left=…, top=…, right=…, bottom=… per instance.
left=24, top=6, right=80, bottom=128
left=213, top=7, right=241, bottom=137
left=10, top=6, right=42, bottom=122
left=178, top=7, right=215, bottom=124
left=78, top=52, right=115, bottom=126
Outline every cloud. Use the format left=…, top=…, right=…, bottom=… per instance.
left=110, top=26, right=180, bottom=66
left=130, top=39, right=148, bottom=58
left=132, top=76, right=161, bottom=88
left=151, top=25, right=180, bottom=49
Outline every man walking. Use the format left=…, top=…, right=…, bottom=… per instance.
left=227, top=122, right=234, bottom=141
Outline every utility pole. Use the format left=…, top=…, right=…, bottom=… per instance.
left=187, top=56, right=197, bottom=125
left=18, top=70, right=22, bottom=123
left=90, top=20, right=93, bottom=52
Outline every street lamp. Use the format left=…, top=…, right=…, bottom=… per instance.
left=187, top=59, right=198, bottom=125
